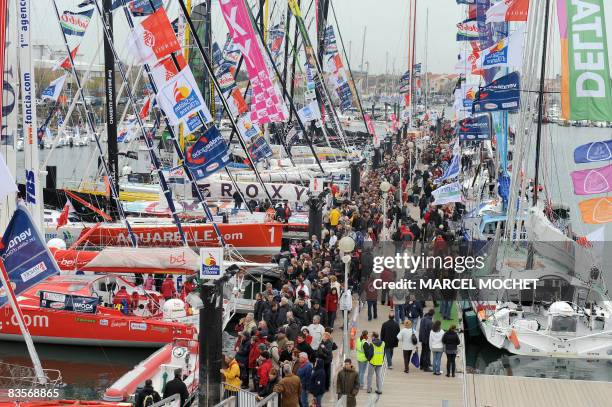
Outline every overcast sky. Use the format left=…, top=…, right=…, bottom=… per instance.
left=32, top=0, right=612, bottom=76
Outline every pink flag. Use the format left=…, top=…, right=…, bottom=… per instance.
left=219, top=0, right=287, bottom=124
left=365, top=114, right=379, bottom=147
left=570, top=164, right=612, bottom=195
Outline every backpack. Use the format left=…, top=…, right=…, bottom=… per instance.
left=142, top=394, right=155, bottom=407
left=363, top=342, right=374, bottom=361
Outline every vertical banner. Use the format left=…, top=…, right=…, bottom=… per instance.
left=557, top=0, right=571, bottom=120
left=1, top=0, right=18, bottom=232
left=18, top=0, right=42, bottom=230
left=562, top=0, right=612, bottom=121
left=219, top=0, right=288, bottom=124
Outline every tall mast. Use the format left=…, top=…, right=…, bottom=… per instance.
left=410, top=0, right=417, bottom=122
left=424, top=8, right=429, bottom=112
left=103, top=0, right=118, bottom=216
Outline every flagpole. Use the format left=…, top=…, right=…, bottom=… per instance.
left=51, top=0, right=138, bottom=247
left=0, top=258, right=47, bottom=384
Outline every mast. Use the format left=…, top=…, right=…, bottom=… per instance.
left=532, top=0, right=552, bottom=206
left=103, top=0, right=118, bottom=216
left=360, top=26, right=366, bottom=91
left=410, top=0, right=417, bottom=122
left=424, top=7, right=429, bottom=112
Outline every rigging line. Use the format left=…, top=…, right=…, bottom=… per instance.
left=92, top=0, right=189, bottom=247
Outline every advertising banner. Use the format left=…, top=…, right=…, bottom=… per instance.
left=184, top=126, right=230, bottom=180
left=432, top=182, right=463, bottom=205
left=578, top=197, right=612, bottom=224
left=40, top=291, right=98, bottom=314
left=472, top=71, right=520, bottom=113
left=559, top=0, right=612, bottom=121
left=60, top=8, right=94, bottom=37
left=574, top=140, right=612, bottom=164
left=570, top=163, right=612, bottom=195
left=0, top=205, right=61, bottom=308
left=200, top=247, right=224, bottom=280
left=457, top=115, right=491, bottom=140
left=456, top=18, right=482, bottom=41
left=237, top=117, right=273, bottom=162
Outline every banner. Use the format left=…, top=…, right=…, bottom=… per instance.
left=435, top=154, right=461, bottom=184
left=0, top=205, right=61, bottom=308
left=268, top=23, right=285, bottom=61
left=486, top=0, right=529, bottom=23
left=457, top=114, right=491, bottom=140
left=40, top=291, right=98, bottom=313
left=475, top=26, right=524, bottom=70
left=453, top=83, right=478, bottom=114
left=574, top=140, right=612, bottom=164
left=41, top=75, right=68, bottom=101
left=60, top=8, right=94, bottom=37
left=156, top=65, right=212, bottom=133
left=365, top=114, right=379, bottom=147
left=472, top=71, right=520, bottom=113
left=559, top=0, right=612, bottom=121
left=219, top=0, right=287, bottom=124
left=128, top=0, right=163, bottom=16
left=237, top=117, right=273, bottom=162
left=184, top=126, right=230, bottom=180
left=197, top=180, right=309, bottom=202
left=297, top=101, right=322, bottom=124
left=130, top=7, right=181, bottom=66
left=570, top=163, right=612, bottom=195
left=457, top=18, right=482, bottom=41
left=432, top=182, right=463, bottom=205
left=578, top=197, right=612, bottom=224
left=0, top=153, right=17, bottom=200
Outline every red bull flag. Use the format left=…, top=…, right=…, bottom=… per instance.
left=486, top=0, right=529, bottom=24
left=557, top=0, right=612, bottom=121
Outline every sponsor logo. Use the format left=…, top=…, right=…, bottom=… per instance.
left=49, top=302, right=65, bottom=310
left=111, top=321, right=128, bottom=328
left=72, top=301, right=95, bottom=313
left=42, top=292, right=65, bottom=302
left=21, top=261, right=47, bottom=283
left=75, top=317, right=96, bottom=324
left=484, top=103, right=498, bottom=110
left=151, top=326, right=169, bottom=333
left=130, top=322, right=148, bottom=331
left=100, top=319, right=109, bottom=326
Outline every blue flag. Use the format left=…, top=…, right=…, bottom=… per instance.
left=435, top=154, right=461, bottom=184
left=472, top=72, right=520, bottom=113
left=0, top=205, right=61, bottom=308
left=457, top=114, right=491, bottom=141
left=574, top=140, right=612, bottom=164
left=184, top=126, right=230, bottom=180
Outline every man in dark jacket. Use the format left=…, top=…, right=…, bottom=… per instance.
left=235, top=331, right=252, bottom=389
left=336, top=358, right=360, bottom=407
left=309, top=300, right=328, bottom=327
left=162, top=369, right=190, bottom=407
left=380, top=313, right=400, bottom=369
left=135, top=379, right=161, bottom=407
left=418, top=309, right=435, bottom=372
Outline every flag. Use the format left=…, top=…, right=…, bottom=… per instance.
left=128, top=0, right=163, bottom=16
left=41, top=74, right=68, bottom=101
left=151, top=54, right=186, bottom=86
left=457, top=18, right=482, bottom=41
left=0, top=205, right=61, bottom=308
left=578, top=197, right=612, bottom=224
left=574, top=140, right=612, bottom=164
left=472, top=71, right=520, bottom=113
left=56, top=199, right=75, bottom=229
left=570, top=163, right=612, bottom=195
left=184, top=126, right=230, bottom=180
left=457, top=114, right=491, bottom=141
left=474, top=27, right=524, bottom=70
left=54, top=46, right=79, bottom=71
left=0, top=153, right=17, bottom=200
left=237, top=117, right=273, bottom=162
left=155, top=65, right=212, bottom=133
left=60, top=8, right=94, bottom=37
left=130, top=7, right=181, bottom=66
left=435, top=154, right=461, bottom=184
left=486, top=0, right=529, bottom=24
left=558, top=0, right=612, bottom=121
left=78, top=0, right=95, bottom=7
left=432, top=182, right=463, bottom=205
left=139, top=97, right=152, bottom=120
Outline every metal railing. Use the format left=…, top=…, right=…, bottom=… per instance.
left=213, top=396, right=236, bottom=407
left=151, top=393, right=181, bottom=407
left=220, top=383, right=279, bottom=407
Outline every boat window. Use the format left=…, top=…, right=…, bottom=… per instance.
left=550, top=315, right=577, bottom=332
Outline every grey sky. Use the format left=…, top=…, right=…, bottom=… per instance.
left=32, top=0, right=612, bottom=76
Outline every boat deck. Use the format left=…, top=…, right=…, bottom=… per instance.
left=465, top=374, right=612, bottom=407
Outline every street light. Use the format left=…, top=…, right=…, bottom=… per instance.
left=380, top=181, right=391, bottom=240
left=397, top=156, right=405, bottom=206
left=338, top=236, right=355, bottom=361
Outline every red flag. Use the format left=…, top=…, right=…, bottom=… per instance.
left=139, top=97, right=152, bottom=120
left=56, top=199, right=75, bottom=229
left=132, top=8, right=181, bottom=65
left=55, top=46, right=80, bottom=71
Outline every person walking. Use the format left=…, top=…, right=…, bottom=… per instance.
left=396, top=320, right=417, bottom=373
left=429, top=320, right=445, bottom=375
left=366, top=332, right=385, bottom=395
left=162, top=369, right=190, bottom=407
left=336, top=358, right=360, bottom=407
left=419, top=309, right=434, bottom=372
left=442, top=325, right=461, bottom=377
left=296, top=352, right=313, bottom=407
left=309, top=359, right=326, bottom=407
left=274, top=364, right=301, bottom=407
left=405, top=298, right=422, bottom=328
left=354, top=330, right=369, bottom=388
left=365, top=277, right=378, bottom=321
left=380, top=313, right=400, bottom=369
left=134, top=379, right=161, bottom=407
left=325, top=287, right=339, bottom=329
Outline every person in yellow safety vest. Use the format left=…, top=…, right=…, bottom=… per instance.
left=366, top=332, right=385, bottom=395
left=355, top=330, right=370, bottom=389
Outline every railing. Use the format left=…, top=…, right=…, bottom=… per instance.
left=151, top=393, right=181, bottom=407
left=220, top=383, right=279, bottom=407
left=213, top=396, right=236, bottom=407
left=0, top=362, right=62, bottom=392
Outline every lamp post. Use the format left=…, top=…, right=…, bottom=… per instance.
left=397, top=155, right=405, bottom=206
left=380, top=181, right=391, bottom=240
left=338, top=236, right=355, bottom=361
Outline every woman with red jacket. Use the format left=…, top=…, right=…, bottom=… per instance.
left=255, top=351, right=273, bottom=392
left=325, top=287, right=339, bottom=329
